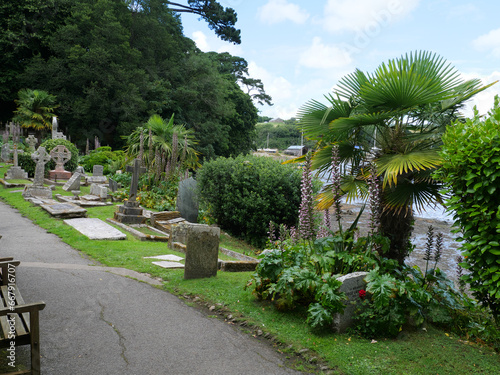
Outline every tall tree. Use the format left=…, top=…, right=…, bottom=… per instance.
left=298, top=51, right=495, bottom=265
left=13, top=88, right=58, bottom=140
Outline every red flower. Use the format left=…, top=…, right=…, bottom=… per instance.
left=359, top=289, right=366, bottom=299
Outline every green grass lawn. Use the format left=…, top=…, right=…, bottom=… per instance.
left=0, top=167, right=499, bottom=374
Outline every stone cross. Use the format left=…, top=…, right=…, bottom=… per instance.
left=26, top=134, right=38, bottom=151
left=51, top=117, right=58, bottom=138
left=31, top=146, right=51, bottom=187
left=12, top=144, right=19, bottom=167
left=126, top=158, right=147, bottom=201
left=50, top=145, right=72, bottom=172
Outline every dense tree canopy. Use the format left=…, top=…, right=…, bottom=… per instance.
left=0, top=0, right=267, bottom=159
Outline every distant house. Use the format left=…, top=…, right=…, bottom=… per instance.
left=283, top=145, right=306, bottom=156
left=269, top=118, right=284, bottom=123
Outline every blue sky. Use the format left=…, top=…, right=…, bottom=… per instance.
left=180, top=0, right=500, bottom=120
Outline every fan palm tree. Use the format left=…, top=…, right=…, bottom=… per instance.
left=297, top=51, right=496, bottom=265
left=13, top=88, right=58, bottom=140
left=125, top=114, right=199, bottom=172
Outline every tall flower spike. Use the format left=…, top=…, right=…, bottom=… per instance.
left=298, top=152, right=315, bottom=240
left=367, top=163, right=382, bottom=236
left=331, top=144, right=342, bottom=223
left=317, top=209, right=331, bottom=238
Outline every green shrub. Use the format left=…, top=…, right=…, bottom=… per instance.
left=196, top=154, right=302, bottom=247
left=438, top=97, right=500, bottom=318
left=18, top=152, right=36, bottom=177
left=80, top=146, right=125, bottom=175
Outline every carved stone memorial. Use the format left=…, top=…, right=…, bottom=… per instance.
left=183, top=223, right=220, bottom=280
left=113, top=159, right=147, bottom=224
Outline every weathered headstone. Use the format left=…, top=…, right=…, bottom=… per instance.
left=332, top=272, right=368, bottom=333
left=62, top=172, right=82, bottom=192
left=176, top=177, right=199, bottom=223
left=113, top=159, right=147, bottom=224
left=49, top=145, right=72, bottom=179
left=1, top=143, right=11, bottom=163
left=108, top=178, right=118, bottom=192
left=86, top=164, right=107, bottom=184
left=90, top=183, right=108, bottom=200
left=40, top=202, right=87, bottom=218
left=183, top=223, right=220, bottom=280
left=23, top=146, right=53, bottom=199
left=25, top=134, right=38, bottom=151
left=5, top=144, right=28, bottom=180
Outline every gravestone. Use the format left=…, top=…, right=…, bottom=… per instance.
left=25, top=135, right=37, bottom=151
left=1, top=143, right=11, bottom=163
left=332, top=272, right=368, bottom=333
left=51, top=116, right=66, bottom=140
left=183, top=223, right=220, bottom=280
left=62, top=172, right=81, bottom=192
left=64, top=218, right=125, bottom=240
left=86, top=164, right=107, bottom=184
left=113, top=159, right=146, bottom=224
left=49, top=145, right=72, bottom=180
left=108, top=178, right=118, bottom=192
left=176, top=177, right=199, bottom=223
left=23, top=146, right=52, bottom=199
left=5, top=144, right=28, bottom=180
left=40, top=202, right=87, bottom=218
left=90, top=183, right=108, bottom=200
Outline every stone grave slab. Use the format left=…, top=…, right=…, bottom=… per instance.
left=152, top=261, right=184, bottom=269
left=144, top=255, right=184, bottom=261
left=64, top=218, right=126, bottom=240
left=40, top=202, right=87, bottom=219
left=332, top=271, right=368, bottom=333
left=62, top=172, right=81, bottom=191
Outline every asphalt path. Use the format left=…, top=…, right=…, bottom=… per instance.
left=0, top=200, right=306, bottom=375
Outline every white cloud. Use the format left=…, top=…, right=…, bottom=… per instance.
left=191, top=31, right=244, bottom=55
left=258, top=0, right=309, bottom=25
left=472, top=28, right=500, bottom=57
left=192, top=31, right=209, bottom=51
left=322, top=0, right=420, bottom=33
left=461, top=71, right=500, bottom=117
left=299, top=37, right=353, bottom=69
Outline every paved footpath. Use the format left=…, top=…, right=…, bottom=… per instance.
left=0, top=200, right=306, bottom=375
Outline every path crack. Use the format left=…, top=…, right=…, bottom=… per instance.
left=98, top=301, right=129, bottom=366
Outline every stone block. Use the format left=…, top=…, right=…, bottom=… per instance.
left=332, top=272, right=368, bottom=333
left=183, top=224, right=220, bottom=280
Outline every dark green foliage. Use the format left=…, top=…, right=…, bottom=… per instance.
left=438, top=97, right=500, bottom=318
left=40, top=139, right=79, bottom=172
left=80, top=146, right=125, bottom=175
left=255, top=120, right=314, bottom=150
left=17, top=152, right=36, bottom=177
left=248, top=217, right=391, bottom=328
left=196, top=155, right=302, bottom=247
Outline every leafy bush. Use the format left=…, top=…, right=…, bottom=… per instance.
left=80, top=146, right=125, bottom=175
left=247, top=216, right=392, bottom=328
left=196, top=154, right=302, bottom=247
left=438, top=97, right=500, bottom=318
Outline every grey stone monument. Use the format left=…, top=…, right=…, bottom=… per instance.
left=25, top=134, right=38, bottom=151
left=23, top=146, right=52, bottom=199
left=86, top=164, right=107, bottom=184
left=5, top=144, right=28, bottom=180
left=183, top=223, right=220, bottom=280
left=108, top=178, right=119, bottom=192
left=332, top=272, right=368, bottom=333
left=176, top=177, right=199, bottom=223
left=51, top=116, right=66, bottom=140
left=49, top=145, right=72, bottom=180
left=1, top=143, right=11, bottom=163
left=113, top=159, right=147, bottom=224
left=62, top=172, right=82, bottom=192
